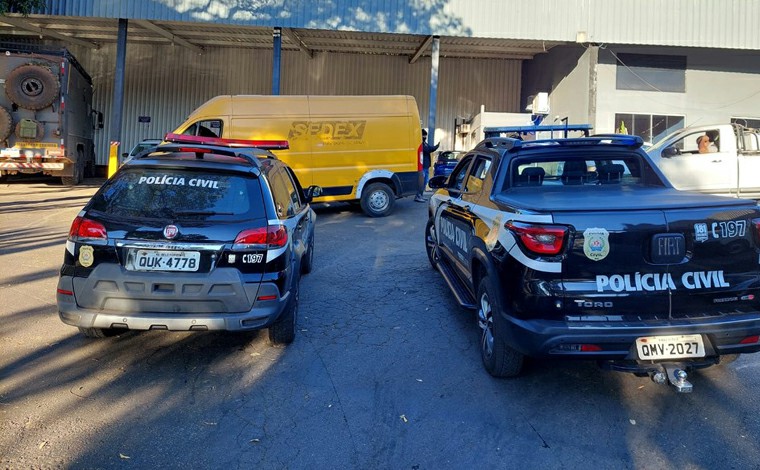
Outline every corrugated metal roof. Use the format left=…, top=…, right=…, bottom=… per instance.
left=0, top=16, right=560, bottom=60
left=27, top=0, right=760, bottom=50
left=2, top=0, right=758, bottom=56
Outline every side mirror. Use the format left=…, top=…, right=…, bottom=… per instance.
left=428, top=175, right=447, bottom=189
left=121, top=152, right=129, bottom=158
left=662, top=146, right=679, bottom=158
left=304, top=185, right=322, bottom=203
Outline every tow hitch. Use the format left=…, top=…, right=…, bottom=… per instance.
left=649, top=363, right=693, bottom=393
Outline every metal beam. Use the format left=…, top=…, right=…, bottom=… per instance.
left=409, top=35, right=433, bottom=64
left=282, top=28, right=313, bottom=59
left=427, top=36, right=440, bottom=144
left=272, top=27, right=282, bottom=95
left=133, top=19, right=203, bottom=54
left=0, top=15, right=99, bottom=49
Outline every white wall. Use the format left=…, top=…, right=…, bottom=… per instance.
left=594, top=47, right=760, bottom=133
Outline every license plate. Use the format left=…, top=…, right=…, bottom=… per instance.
left=130, top=249, right=200, bottom=272
left=636, top=334, right=705, bottom=360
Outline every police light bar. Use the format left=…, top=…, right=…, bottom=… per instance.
left=163, top=133, right=289, bottom=150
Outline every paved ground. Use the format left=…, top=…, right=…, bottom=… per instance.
left=2, top=176, right=760, bottom=469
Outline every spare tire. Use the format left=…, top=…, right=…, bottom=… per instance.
left=6, top=64, right=60, bottom=110
left=15, top=119, right=44, bottom=140
left=0, top=106, right=12, bottom=141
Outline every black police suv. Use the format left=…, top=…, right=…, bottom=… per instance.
left=426, top=135, right=760, bottom=390
left=56, top=134, right=321, bottom=346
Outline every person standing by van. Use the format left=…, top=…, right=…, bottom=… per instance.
left=415, top=129, right=439, bottom=202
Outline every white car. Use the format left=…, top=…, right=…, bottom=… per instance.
left=122, top=139, right=162, bottom=164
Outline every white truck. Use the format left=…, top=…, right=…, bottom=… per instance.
left=646, top=124, right=760, bottom=198
left=0, top=47, right=102, bottom=185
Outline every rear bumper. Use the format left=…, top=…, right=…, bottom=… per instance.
left=499, top=312, right=760, bottom=359
left=57, top=274, right=290, bottom=332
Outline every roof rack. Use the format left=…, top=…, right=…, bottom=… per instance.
left=483, top=124, right=593, bottom=139
left=162, top=133, right=290, bottom=150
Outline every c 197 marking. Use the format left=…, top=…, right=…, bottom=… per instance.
left=243, top=253, right=264, bottom=264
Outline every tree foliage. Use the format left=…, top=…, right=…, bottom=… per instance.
left=0, top=0, right=45, bottom=15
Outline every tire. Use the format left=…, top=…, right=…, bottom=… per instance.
left=360, top=182, right=395, bottom=217
left=477, top=276, right=524, bottom=377
left=6, top=64, right=60, bottom=110
left=14, top=119, right=44, bottom=140
left=268, top=284, right=298, bottom=346
left=719, top=354, right=740, bottom=365
left=0, top=106, right=12, bottom=141
left=78, top=327, right=121, bottom=338
left=301, top=234, right=314, bottom=274
left=61, top=160, right=82, bottom=186
left=424, top=217, right=439, bottom=270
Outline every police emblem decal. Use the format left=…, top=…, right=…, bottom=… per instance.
left=583, top=227, right=610, bottom=261
left=79, top=245, right=94, bottom=267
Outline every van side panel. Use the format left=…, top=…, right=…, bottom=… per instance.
left=229, top=96, right=313, bottom=187
left=305, top=96, right=419, bottom=200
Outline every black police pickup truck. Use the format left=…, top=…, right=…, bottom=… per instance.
left=425, top=135, right=760, bottom=391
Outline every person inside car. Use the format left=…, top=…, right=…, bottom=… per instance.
left=697, top=134, right=718, bottom=154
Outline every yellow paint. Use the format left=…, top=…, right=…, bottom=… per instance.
left=173, top=95, right=422, bottom=202
left=107, top=142, right=119, bottom=178
left=13, top=142, right=60, bottom=149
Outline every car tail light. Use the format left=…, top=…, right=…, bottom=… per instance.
left=234, top=226, right=288, bottom=248
left=69, top=216, right=107, bottom=241
left=418, top=143, right=423, bottom=171
left=505, top=221, right=568, bottom=255
left=740, top=335, right=759, bottom=344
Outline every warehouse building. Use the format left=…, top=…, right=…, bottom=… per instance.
left=0, top=0, right=759, bottom=165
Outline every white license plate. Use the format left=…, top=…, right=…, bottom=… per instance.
left=636, top=334, right=705, bottom=360
left=131, top=250, right=200, bottom=272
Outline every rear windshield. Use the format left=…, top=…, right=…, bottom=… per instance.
left=509, top=153, right=665, bottom=190
left=88, top=168, right=265, bottom=220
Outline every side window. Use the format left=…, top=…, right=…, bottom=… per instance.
left=280, top=169, right=302, bottom=215
left=464, top=156, right=492, bottom=194
left=268, top=169, right=291, bottom=219
left=669, top=129, right=720, bottom=154
left=181, top=119, right=223, bottom=138
left=448, top=156, right=473, bottom=192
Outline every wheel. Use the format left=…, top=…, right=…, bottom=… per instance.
left=78, top=327, right=121, bottom=338
left=477, top=276, right=524, bottom=377
left=424, top=218, right=439, bottom=270
left=360, top=182, right=395, bottom=217
left=0, top=106, right=12, bottom=141
left=268, top=284, right=298, bottom=346
left=61, top=161, right=82, bottom=186
left=719, top=354, right=740, bottom=365
left=5, top=64, right=60, bottom=110
left=14, top=119, right=44, bottom=140
left=301, top=234, right=314, bottom=274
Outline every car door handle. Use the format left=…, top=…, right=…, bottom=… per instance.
left=711, top=159, right=722, bottom=163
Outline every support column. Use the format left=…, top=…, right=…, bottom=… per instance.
left=427, top=36, right=440, bottom=141
left=272, top=27, right=282, bottom=95
left=108, top=18, right=128, bottom=177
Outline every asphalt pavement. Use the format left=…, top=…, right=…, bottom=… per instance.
left=2, top=176, right=760, bottom=469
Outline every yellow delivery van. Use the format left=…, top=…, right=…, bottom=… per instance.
left=173, top=95, right=422, bottom=217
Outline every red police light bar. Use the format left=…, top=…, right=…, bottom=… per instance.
left=163, top=133, right=289, bottom=150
